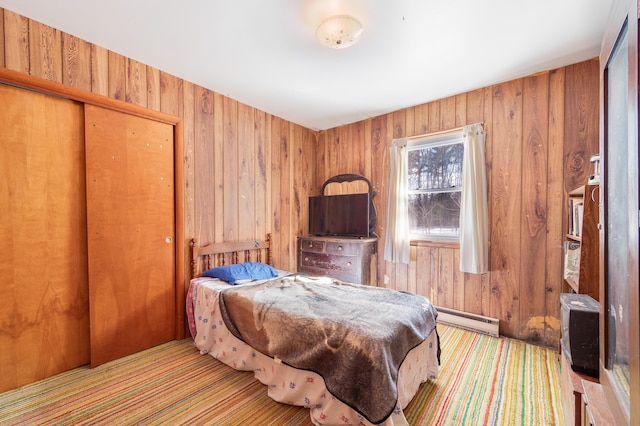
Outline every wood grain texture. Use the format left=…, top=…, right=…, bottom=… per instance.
left=279, top=120, right=294, bottom=271
left=0, top=9, right=4, bottom=68
left=255, top=109, right=269, bottom=240
left=85, top=105, right=175, bottom=367
left=0, top=7, right=599, bottom=349
left=62, top=33, right=91, bottom=91
left=108, top=50, right=126, bottom=101
left=544, top=68, right=565, bottom=346
left=160, top=71, right=182, bottom=117
left=28, top=20, right=61, bottom=83
left=125, top=58, right=146, bottom=107
left=238, top=102, right=255, bottom=241
left=212, top=92, right=225, bottom=243
left=489, top=79, right=523, bottom=338
left=0, top=84, right=88, bottom=392
left=194, top=85, right=215, bottom=245
left=564, top=60, right=600, bottom=192
left=181, top=81, right=195, bottom=325
left=3, top=10, right=29, bottom=73
left=269, top=117, right=283, bottom=268
left=223, top=95, right=239, bottom=242
left=520, top=73, right=550, bottom=343
left=146, top=66, right=160, bottom=112
left=90, top=44, right=108, bottom=96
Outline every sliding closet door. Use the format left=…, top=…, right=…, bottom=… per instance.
left=85, top=104, right=175, bottom=367
left=0, top=84, right=88, bottom=392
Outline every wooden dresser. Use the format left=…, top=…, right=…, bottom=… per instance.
left=297, top=235, right=377, bottom=285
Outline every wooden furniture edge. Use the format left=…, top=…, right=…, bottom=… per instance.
left=582, top=380, right=616, bottom=425
left=190, top=234, right=272, bottom=279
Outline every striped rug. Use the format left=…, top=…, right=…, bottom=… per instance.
left=0, top=325, right=564, bottom=425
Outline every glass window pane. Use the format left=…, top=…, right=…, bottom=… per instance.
left=604, top=22, right=631, bottom=403
left=408, top=143, right=463, bottom=191
left=408, top=192, right=461, bottom=237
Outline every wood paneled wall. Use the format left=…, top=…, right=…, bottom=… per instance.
left=1, top=7, right=598, bottom=349
left=315, top=59, right=599, bottom=347
left=0, top=8, right=315, bottom=297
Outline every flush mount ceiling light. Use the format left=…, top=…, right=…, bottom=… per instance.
left=315, top=15, right=364, bottom=49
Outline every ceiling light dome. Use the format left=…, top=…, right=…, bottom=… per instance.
left=315, top=15, right=364, bottom=49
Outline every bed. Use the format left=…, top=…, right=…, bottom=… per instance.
left=187, top=235, right=440, bottom=426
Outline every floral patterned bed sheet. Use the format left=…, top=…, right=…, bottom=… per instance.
left=187, top=277, right=439, bottom=426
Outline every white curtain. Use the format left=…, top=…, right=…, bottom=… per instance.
left=459, top=123, right=488, bottom=273
left=384, top=137, right=410, bottom=264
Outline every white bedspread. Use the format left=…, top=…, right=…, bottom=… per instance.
left=188, top=277, right=439, bottom=426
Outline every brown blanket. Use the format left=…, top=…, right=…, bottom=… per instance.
left=218, top=274, right=438, bottom=424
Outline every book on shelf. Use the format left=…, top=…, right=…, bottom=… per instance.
left=568, top=199, right=574, bottom=235
left=563, top=240, right=581, bottom=283
left=568, top=199, right=584, bottom=237
left=574, top=202, right=584, bottom=237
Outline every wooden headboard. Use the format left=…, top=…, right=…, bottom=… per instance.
left=190, top=234, right=271, bottom=279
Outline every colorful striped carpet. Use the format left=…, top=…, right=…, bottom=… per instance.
left=0, top=325, right=564, bottom=425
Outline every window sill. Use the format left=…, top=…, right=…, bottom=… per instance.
left=410, top=239, right=460, bottom=249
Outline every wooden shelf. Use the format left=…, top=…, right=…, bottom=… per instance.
left=563, top=183, right=599, bottom=301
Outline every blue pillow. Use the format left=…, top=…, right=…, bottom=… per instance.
left=202, top=262, right=277, bottom=284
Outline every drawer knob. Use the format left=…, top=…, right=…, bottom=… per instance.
left=347, top=261, right=352, bottom=266
left=338, top=245, right=343, bottom=251
left=305, top=257, right=309, bottom=262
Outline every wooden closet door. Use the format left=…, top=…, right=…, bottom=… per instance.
left=84, top=104, right=175, bottom=367
left=0, top=84, right=88, bottom=392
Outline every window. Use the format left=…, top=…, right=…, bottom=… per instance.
left=406, top=132, right=464, bottom=240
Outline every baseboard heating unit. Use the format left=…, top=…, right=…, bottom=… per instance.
left=435, top=306, right=500, bottom=337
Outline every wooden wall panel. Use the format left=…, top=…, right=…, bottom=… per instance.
left=62, top=34, right=92, bottom=91
left=520, top=73, right=550, bottom=344
left=0, top=8, right=316, bottom=389
left=314, top=59, right=598, bottom=347
left=212, top=92, right=225, bottom=243
left=545, top=68, right=566, bottom=346
left=181, top=80, right=195, bottom=301
left=125, top=58, right=146, bottom=107
left=194, top=86, right=215, bottom=245
left=489, top=79, right=524, bottom=338
left=4, top=11, right=29, bottom=73
left=238, top=103, right=255, bottom=242
left=146, top=66, right=160, bottom=112
left=90, top=44, right=108, bottom=96
left=223, top=97, right=239, bottom=241
left=107, top=50, right=126, bottom=101
left=279, top=120, right=293, bottom=271
left=255, top=110, right=269, bottom=240
left=0, top=7, right=599, bottom=350
left=29, top=20, right=61, bottom=83
left=564, top=60, right=600, bottom=192
left=160, top=72, right=182, bottom=116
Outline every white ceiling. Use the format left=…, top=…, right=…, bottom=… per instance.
left=0, top=0, right=612, bottom=131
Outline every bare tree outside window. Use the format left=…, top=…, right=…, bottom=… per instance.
left=407, top=138, right=463, bottom=239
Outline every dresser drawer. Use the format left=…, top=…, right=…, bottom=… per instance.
left=300, top=252, right=359, bottom=273
left=299, top=238, right=325, bottom=253
left=300, top=265, right=359, bottom=284
left=297, top=236, right=377, bottom=285
left=325, top=241, right=360, bottom=255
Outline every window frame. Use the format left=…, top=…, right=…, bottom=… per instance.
left=406, top=131, right=464, bottom=242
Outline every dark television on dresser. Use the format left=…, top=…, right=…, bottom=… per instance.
left=560, top=293, right=599, bottom=378
left=308, top=193, right=370, bottom=237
